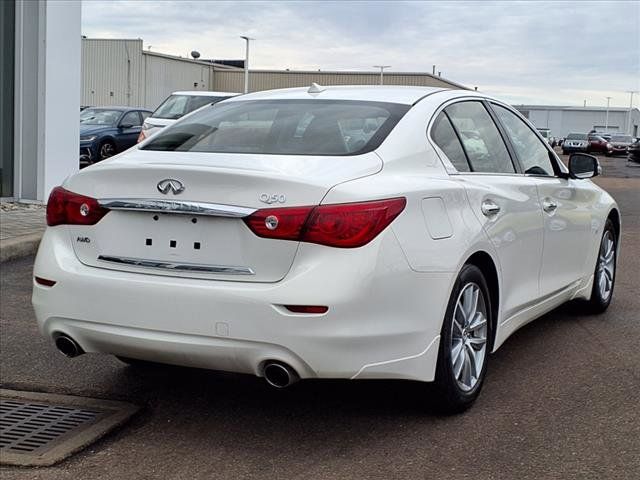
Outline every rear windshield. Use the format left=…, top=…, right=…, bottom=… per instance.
left=611, top=135, right=632, bottom=142
left=566, top=133, right=587, bottom=140
left=152, top=95, right=231, bottom=120
left=141, top=100, right=410, bottom=156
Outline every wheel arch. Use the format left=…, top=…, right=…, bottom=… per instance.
left=607, top=208, right=621, bottom=245
left=464, top=251, right=499, bottom=351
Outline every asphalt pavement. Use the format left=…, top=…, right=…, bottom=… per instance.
left=1, top=167, right=639, bottom=479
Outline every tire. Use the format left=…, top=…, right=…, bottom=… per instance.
left=433, top=264, right=492, bottom=413
left=98, top=139, right=116, bottom=161
left=586, top=219, right=617, bottom=313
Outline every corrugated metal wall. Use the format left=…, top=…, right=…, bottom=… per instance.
left=212, top=70, right=462, bottom=93
left=82, top=39, right=144, bottom=107
left=142, top=53, right=215, bottom=109
left=82, top=39, right=465, bottom=111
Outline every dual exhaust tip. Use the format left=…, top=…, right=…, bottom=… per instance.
left=53, top=335, right=298, bottom=388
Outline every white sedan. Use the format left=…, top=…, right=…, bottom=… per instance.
left=33, top=86, right=619, bottom=412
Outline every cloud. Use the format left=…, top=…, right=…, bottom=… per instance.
left=81, top=0, right=640, bottom=106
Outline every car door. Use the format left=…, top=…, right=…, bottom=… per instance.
left=490, top=103, right=595, bottom=298
left=116, top=111, right=143, bottom=150
left=435, top=100, right=545, bottom=323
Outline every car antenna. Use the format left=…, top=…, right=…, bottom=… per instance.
left=308, top=82, right=326, bottom=94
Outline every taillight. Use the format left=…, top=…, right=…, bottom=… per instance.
left=137, top=130, right=146, bottom=143
left=46, top=186, right=109, bottom=226
left=243, top=197, right=406, bottom=248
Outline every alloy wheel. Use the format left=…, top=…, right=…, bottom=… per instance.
left=597, top=230, right=615, bottom=301
left=100, top=142, right=115, bottom=160
left=450, top=282, right=488, bottom=392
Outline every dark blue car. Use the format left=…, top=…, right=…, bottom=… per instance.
left=80, top=107, right=152, bottom=167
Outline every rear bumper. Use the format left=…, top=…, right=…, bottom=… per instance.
left=33, top=228, right=452, bottom=382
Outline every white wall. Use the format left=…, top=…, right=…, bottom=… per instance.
left=13, top=0, right=80, bottom=202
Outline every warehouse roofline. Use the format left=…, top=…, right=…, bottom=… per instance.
left=515, top=104, right=639, bottom=113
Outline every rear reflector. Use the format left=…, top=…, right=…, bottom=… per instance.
left=243, top=197, right=406, bottom=248
left=35, top=276, right=56, bottom=287
left=47, top=186, right=109, bottom=226
left=284, top=305, right=329, bottom=314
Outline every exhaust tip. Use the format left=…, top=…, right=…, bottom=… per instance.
left=264, top=362, right=298, bottom=388
left=54, top=335, right=83, bottom=358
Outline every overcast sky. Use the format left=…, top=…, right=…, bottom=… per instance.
left=82, top=0, right=639, bottom=107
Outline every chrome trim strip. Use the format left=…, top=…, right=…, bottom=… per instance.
left=97, top=199, right=256, bottom=218
left=97, top=255, right=255, bottom=275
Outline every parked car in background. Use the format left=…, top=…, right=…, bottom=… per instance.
left=608, top=134, right=633, bottom=156
left=562, top=132, right=589, bottom=154
left=537, top=128, right=556, bottom=147
left=587, top=134, right=613, bottom=155
left=627, top=138, right=640, bottom=163
left=80, top=107, right=152, bottom=167
left=137, top=91, right=240, bottom=142
left=36, top=86, right=620, bottom=413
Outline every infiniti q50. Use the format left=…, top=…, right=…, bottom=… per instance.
left=33, top=86, right=619, bottom=412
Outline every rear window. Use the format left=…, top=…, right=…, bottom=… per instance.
left=567, top=133, right=588, bottom=140
left=142, top=100, right=410, bottom=156
left=152, top=95, right=231, bottom=120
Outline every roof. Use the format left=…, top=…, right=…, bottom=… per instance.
left=225, top=85, right=450, bottom=105
left=171, top=91, right=241, bottom=97
left=515, top=105, right=640, bottom=113
left=86, top=106, right=152, bottom=112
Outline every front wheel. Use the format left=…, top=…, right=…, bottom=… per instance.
left=433, top=264, right=492, bottom=413
left=587, top=219, right=617, bottom=313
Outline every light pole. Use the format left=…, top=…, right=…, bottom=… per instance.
left=373, top=65, right=391, bottom=85
left=240, top=36, right=254, bottom=94
left=626, top=90, right=638, bottom=134
left=605, top=96, right=612, bottom=132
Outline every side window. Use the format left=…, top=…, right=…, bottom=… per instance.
left=445, top=101, right=515, bottom=174
left=140, top=111, right=151, bottom=121
left=492, top=105, right=555, bottom=176
left=120, top=111, right=141, bottom=127
left=431, top=112, right=470, bottom=172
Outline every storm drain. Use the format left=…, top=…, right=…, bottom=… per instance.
left=0, top=389, right=138, bottom=466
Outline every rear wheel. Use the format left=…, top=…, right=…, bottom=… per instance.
left=433, top=264, right=491, bottom=413
left=98, top=140, right=116, bottom=161
left=586, top=219, right=616, bottom=313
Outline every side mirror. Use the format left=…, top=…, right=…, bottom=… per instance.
left=568, top=153, right=600, bottom=179
left=119, top=123, right=134, bottom=129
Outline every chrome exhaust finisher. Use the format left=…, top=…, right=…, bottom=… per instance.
left=54, top=334, right=84, bottom=358
left=263, top=362, right=299, bottom=388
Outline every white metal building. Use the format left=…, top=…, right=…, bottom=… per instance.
left=514, top=105, right=640, bottom=138
left=81, top=38, right=467, bottom=111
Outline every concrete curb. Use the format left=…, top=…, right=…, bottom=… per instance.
left=0, top=233, right=42, bottom=263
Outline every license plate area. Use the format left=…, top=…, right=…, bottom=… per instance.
left=69, top=210, right=299, bottom=282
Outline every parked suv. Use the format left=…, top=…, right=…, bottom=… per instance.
left=562, top=133, right=589, bottom=154
left=138, top=91, right=240, bottom=142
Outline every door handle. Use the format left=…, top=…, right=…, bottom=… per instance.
left=542, top=199, right=558, bottom=213
left=481, top=200, right=501, bottom=217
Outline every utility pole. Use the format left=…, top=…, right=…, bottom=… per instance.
left=240, top=36, right=254, bottom=94
left=605, top=97, right=612, bottom=132
left=373, top=65, right=391, bottom=85
left=626, top=91, right=638, bottom=134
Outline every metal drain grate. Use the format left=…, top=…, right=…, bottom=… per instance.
left=0, top=399, right=100, bottom=454
left=0, top=389, right=138, bottom=467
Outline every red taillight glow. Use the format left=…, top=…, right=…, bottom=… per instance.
left=243, top=197, right=406, bottom=248
left=137, top=130, right=146, bottom=143
left=46, top=186, right=109, bottom=226
left=284, top=305, right=329, bottom=314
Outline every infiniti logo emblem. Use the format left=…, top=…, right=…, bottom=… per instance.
left=157, top=179, right=185, bottom=195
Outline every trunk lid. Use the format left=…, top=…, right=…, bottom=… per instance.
left=64, top=149, right=381, bottom=282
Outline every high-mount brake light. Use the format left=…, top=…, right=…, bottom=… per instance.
left=46, top=187, right=109, bottom=226
left=243, top=197, right=406, bottom=248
